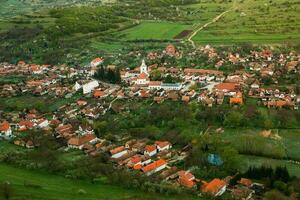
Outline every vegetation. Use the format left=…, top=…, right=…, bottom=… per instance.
left=0, top=163, right=194, bottom=200
left=94, top=66, right=121, bottom=84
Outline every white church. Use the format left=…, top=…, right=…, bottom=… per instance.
left=135, top=60, right=150, bottom=85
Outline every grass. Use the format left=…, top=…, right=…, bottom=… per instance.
left=193, top=0, right=300, bottom=44
left=120, top=21, right=192, bottom=40
left=278, top=129, right=300, bottom=161
left=0, top=94, right=81, bottom=113
left=0, top=163, right=141, bottom=200
left=0, top=162, right=199, bottom=200
left=240, top=155, right=300, bottom=177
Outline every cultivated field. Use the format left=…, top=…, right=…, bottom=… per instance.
left=120, top=21, right=192, bottom=40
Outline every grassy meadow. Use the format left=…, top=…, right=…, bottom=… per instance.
left=193, top=0, right=300, bottom=44
left=0, top=163, right=174, bottom=200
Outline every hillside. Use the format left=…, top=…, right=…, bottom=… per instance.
left=0, top=0, right=299, bottom=64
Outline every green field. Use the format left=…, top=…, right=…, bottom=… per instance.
left=0, top=94, right=81, bottom=113
left=193, top=0, right=300, bottom=44
left=0, top=162, right=199, bottom=200
left=240, top=155, right=300, bottom=177
left=121, top=21, right=192, bottom=40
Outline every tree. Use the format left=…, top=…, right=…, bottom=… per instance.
left=224, top=111, right=244, bottom=127
left=263, top=190, right=289, bottom=200
left=150, top=69, right=161, bottom=80
left=0, top=182, right=13, bottom=200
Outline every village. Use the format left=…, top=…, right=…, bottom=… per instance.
left=0, top=44, right=299, bottom=199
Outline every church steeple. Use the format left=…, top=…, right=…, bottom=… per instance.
left=140, top=59, right=148, bottom=75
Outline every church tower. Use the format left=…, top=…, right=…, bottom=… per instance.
left=140, top=59, right=148, bottom=75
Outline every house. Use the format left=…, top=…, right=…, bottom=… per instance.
left=148, top=81, right=162, bottom=90
left=238, top=178, right=253, bottom=188
left=0, top=121, right=12, bottom=138
left=177, top=170, right=196, bottom=188
left=18, top=120, right=34, bottom=131
left=94, top=90, right=106, bottom=98
left=142, top=159, right=167, bottom=176
left=83, top=80, right=99, bottom=94
left=231, top=187, right=254, bottom=200
left=230, top=97, right=243, bottom=105
left=75, top=80, right=99, bottom=94
left=110, top=146, right=128, bottom=159
left=127, top=155, right=142, bottom=168
left=144, top=145, right=157, bottom=157
left=127, top=154, right=152, bottom=169
left=36, top=119, right=49, bottom=129
left=90, top=57, right=104, bottom=67
left=155, top=141, right=172, bottom=152
left=136, top=73, right=150, bottom=85
left=56, top=124, right=73, bottom=138
left=214, top=83, right=237, bottom=96
left=68, top=134, right=97, bottom=149
left=201, top=178, right=227, bottom=196
left=77, top=100, right=88, bottom=106
left=161, top=83, right=182, bottom=91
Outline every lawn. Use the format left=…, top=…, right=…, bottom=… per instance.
left=120, top=21, right=192, bottom=40
left=0, top=163, right=197, bottom=200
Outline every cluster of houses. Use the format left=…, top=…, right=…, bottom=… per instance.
left=0, top=44, right=299, bottom=198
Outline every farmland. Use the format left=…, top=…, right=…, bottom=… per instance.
left=120, top=21, right=192, bottom=40
left=192, top=0, right=300, bottom=44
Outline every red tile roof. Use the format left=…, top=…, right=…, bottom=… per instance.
left=178, top=170, right=195, bottom=181
left=68, top=134, right=96, bottom=146
left=184, top=68, right=223, bottom=76
left=142, top=159, right=166, bottom=173
left=155, top=141, right=171, bottom=149
left=0, top=121, right=10, bottom=132
left=201, top=178, right=226, bottom=195
left=145, top=145, right=156, bottom=153
left=137, top=72, right=149, bottom=79
left=110, top=146, right=125, bottom=155
left=179, top=177, right=195, bottom=188
left=215, top=83, right=236, bottom=91
left=94, top=90, right=105, bottom=98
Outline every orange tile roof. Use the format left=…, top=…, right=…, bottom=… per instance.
left=148, top=81, right=162, bottom=86
left=142, top=159, right=166, bottom=173
left=178, top=170, right=195, bottom=181
left=276, top=100, right=286, bottom=108
left=145, top=145, right=156, bottom=153
left=110, top=146, right=125, bottom=155
left=201, top=178, right=226, bottom=195
left=137, top=72, right=149, bottom=79
left=133, top=163, right=142, bottom=170
left=215, top=83, right=236, bottom=91
left=0, top=121, right=10, bottom=132
left=91, top=57, right=104, bottom=65
left=179, top=177, right=195, bottom=188
left=77, top=100, right=87, bottom=106
left=239, top=178, right=252, bottom=187
left=68, top=134, right=96, bottom=146
left=230, top=97, right=243, bottom=104
left=19, top=120, right=34, bottom=129
left=130, top=155, right=142, bottom=164
left=155, top=141, right=171, bottom=149
left=184, top=68, right=223, bottom=76
left=94, top=90, right=105, bottom=98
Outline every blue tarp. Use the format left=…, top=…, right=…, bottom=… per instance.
left=208, top=154, right=223, bottom=166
